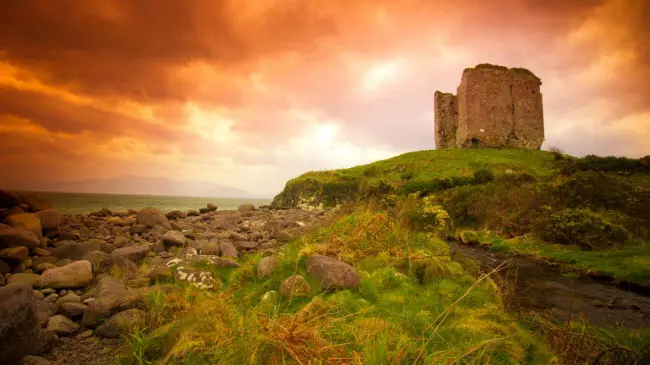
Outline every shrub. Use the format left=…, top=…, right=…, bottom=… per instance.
left=534, top=208, right=630, bottom=250
left=458, top=231, right=480, bottom=245
left=473, top=168, right=495, bottom=184
left=362, top=164, right=378, bottom=177
left=407, top=195, right=451, bottom=235
left=560, top=154, right=650, bottom=175
left=398, top=176, right=475, bottom=196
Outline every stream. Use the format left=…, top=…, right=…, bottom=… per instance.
left=450, top=243, right=650, bottom=330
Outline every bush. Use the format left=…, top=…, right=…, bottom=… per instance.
left=407, top=195, right=451, bottom=235
left=320, top=177, right=361, bottom=207
left=561, top=155, right=650, bottom=175
left=398, top=176, right=475, bottom=196
left=534, top=208, right=630, bottom=250
left=473, top=168, right=495, bottom=184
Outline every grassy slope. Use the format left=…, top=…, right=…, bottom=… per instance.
left=273, top=148, right=650, bottom=285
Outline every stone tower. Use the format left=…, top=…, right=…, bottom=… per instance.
left=434, top=64, right=544, bottom=149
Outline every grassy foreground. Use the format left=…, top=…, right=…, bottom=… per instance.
left=117, top=206, right=557, bottom=364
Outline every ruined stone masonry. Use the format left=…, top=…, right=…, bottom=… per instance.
left=434, top=64, right=544, bottom=149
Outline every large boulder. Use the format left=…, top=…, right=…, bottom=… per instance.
left=238, top=203, right=256, bottom=212
left=136, top=208, right=171, bottom=229
left=306, top=255, right=360, bottom=290
left=34, top=209, right=60, bottom=232
left=0, top=245, right=29, bottom=262
left=40, top=260, right=93, bottom=289
left=4, top=213, right=42, bottom=237
left=58, top=302, right=87, bottom=319
left=0, top=189, right=21, bottom=209
left=0, top=282, right=41, bottom=364
left=95, top=309, right=146, bottom=338
left=17, top=193, right=51, bottom=212
left=7, top=273, right=42, bottom=288
left=111, top=245, right=149, bottom=263
left=0, top=229, right=39, bottom=250
left=220, top=241, right=238, bottom=258
left=82, top=250, right=137, bottom=278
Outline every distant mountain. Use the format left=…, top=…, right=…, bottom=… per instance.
left=7, top=175, right=267, bottom=198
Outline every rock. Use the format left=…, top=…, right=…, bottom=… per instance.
left=0, top=222, right=11, bottom=231
left=279, top=275, right=311, bottom=298
left=111, top=245, right=149, bottom=263
left=199, top=207, right=212, bottom=214
left=34, top=263, right=57, bottom=273
left=44, top=293, right=59, bottom=303
left=130, top=224, right=147, bottom=234
left=257, top=256, right=279, bottom=278
left=148, top=266, right=172, bottom=283
left=274, top=230, right=295, bottom=243
left=96, top=309, right=146, bottom=339
left=230, top=231, right=249, bottom=241
left=0, top=189, right=21, bottom=209
left=207, top=203, right=218, bottom=211
left=22, top=355, right=52, bottom=365
left=34, top=209, right=60, bottom=232
left=33, top=290, right=44, bottom=299
left=40, top=260, right=93, bottom=289
left=136, top=208, right=171, bottom=229
left=76, top=329, right=94, bottom=340
left=186, top=210, right=200, bottom=217
left=220, top=241, right=238, bottom=258
left=113, top=236, right=130, bottom=247
left=8, top=273, right=41, bottom=288
left=127, top=277, right=150, bottom=288
left=162, top=230, right=186, bottom=246
left=34, top=247, right=51, bottom=256
left=238, top=203, right=256, bottom=212
left=58, top=302, right=87, bottom=318
left=83, top=251, right=137, bottom=277
left=165, top=210, right=185, bottom=220
left=17, top=193, right=52, bottom=212
left=0, top=282, right=40, bottom=364
left=107, top=216, right=132, bottom=227
left=306, top=255, right=360, bottom=290
left=56, top=292, right=81, bottom=305
left=0, top=245, right=29, bottom=262
left=4, top=213, right=42, bottom=237
left=52, top=240, right=101, bottom=260
left=200, top=241, right=220, bottom=255
left=81, top=276, right=153, bottom=327
left=235, top=241, right=259, bottom=251
left=0, top=229, right=39, bottom=250
left=46, top=315, right=79, bottom=335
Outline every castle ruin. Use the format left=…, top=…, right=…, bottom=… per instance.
left=434, top=64, right=544, bottom=149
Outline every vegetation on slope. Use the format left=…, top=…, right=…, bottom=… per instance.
left=272, top=149, right=650, bottom=285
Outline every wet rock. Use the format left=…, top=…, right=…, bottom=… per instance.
left=46, top=315, right=79, bottom=335
left=136, top=208, right=171, bottom=229
left=306, top=255, right=360, bottom=290
left=220, top=241, right=238, bottom=258
left=35, top=209, right=60, bottom=232
left=111, top=245, right=149, bottom=263
left=95, top=308, right=146, bottom=338
left=58, top=302, right=87, bottom=319
left=40, top=260, right=93, bottom=289
left=0, top=282, right=40, bottom=364
left=4, top=213, right=42, bottom=237
left=257, top=256, right=279, bottom=278
left=0, top=228, right=39, bottom=250
left=162, top=230, right=186, bottom=247
left=8, top=272, right=41, bottom=288
left=280, top=275, right=311, bottom=298
left=0, top=245, right=29, bottom=262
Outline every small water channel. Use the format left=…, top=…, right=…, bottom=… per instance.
left=450, top=243, right=650, bottom=330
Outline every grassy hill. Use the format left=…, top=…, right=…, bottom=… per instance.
left=272, top=149, right=650, bottom=286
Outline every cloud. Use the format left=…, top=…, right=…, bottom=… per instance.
left=0, top=0, right=648, bottom=196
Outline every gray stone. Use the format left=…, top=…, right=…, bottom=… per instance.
left=95, top=309, right=146, bottom=339
left=257, top=256, right=279, bottom=278
left=136, top=208, right=171, bottom=229
left=35, top=209, right=60, bottom=232
left=111, top=245, right=149, bottom=263
left=81, top=276, right=153, bottom=327
left=46, top=315, right=79, bottom=335
left=0, top=229, right=39, bottom=250
left=220, top=241, right=238, bottom=258
left=306, top=255, right=360, bottom=290
left=58, top=302, right=87, bottom=318
left=162, top=230, right=186, bottom=246
left=52, top=240, right=100, bottom=260
left=0, top=282, right=40, bottom=364
left=279, top=275, right=311, bottom=298
left=40, top=260, right=93, bottom=289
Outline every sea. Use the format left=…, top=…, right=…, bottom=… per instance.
left=32, top=191, right=272, bottom=215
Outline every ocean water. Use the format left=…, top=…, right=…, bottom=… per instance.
left=34, top=191, right=272, bottom=215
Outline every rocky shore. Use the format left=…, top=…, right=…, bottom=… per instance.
left=0, top=190, right=338, bottom=365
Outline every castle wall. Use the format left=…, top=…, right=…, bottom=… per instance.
left=433, top=64, right=544, bottom=150
left=433, top=91, right=458, bottom=149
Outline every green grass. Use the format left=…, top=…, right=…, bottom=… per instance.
left=481, top=235, right=650, bottom=285
left=117, top=210, right=556, bottom=364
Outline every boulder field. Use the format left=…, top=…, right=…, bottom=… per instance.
left=0, top=193, right=351, bottom=365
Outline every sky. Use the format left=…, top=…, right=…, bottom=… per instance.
left=0, top=0, right=649, bottom=197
